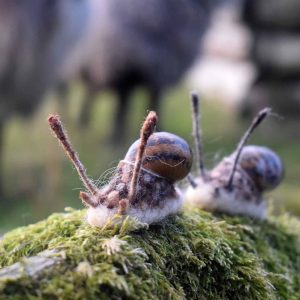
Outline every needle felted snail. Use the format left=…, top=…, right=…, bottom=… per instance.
left=48, top=111, right=192, bottom=227
left=185, top=92, right=284, bottom=219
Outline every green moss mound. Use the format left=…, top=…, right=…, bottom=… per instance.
left=0, top=208, right=299, bottom=300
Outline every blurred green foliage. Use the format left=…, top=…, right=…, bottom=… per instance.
left=0, top=84, right=299, bottom=232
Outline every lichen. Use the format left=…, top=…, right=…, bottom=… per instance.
left=0, top=207, right=299, bottom=300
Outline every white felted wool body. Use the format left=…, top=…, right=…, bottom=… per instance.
left=185, top=178, right=267, bottom=220
left=87, top=187, right=183, bottom=227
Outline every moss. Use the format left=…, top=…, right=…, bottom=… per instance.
left=0, top=207, right=299, bottom=300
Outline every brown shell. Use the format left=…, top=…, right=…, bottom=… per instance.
left=231, top=145, right=284, bottom=191
left=124, top=132, right=192, bottom=182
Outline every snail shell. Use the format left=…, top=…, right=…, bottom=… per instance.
left=231, top=145, right=284, bottom=192
left=123, top=132, right=193, bottom=182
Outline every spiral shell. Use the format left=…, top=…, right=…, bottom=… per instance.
left=231, top=145, right=284, bottom=192
left=124, top=132, right=193, bottom=182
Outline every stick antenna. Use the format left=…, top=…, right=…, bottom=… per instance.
left=128, top=111, right=157, bottom=202
left=190, top=91, right=205, bottom=178
left=227, top=107, right=271, bottom=189
left=48, top=115, right=98, bottom=196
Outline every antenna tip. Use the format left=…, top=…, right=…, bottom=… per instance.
left=190, top=90, right=199, bottom=97
left=190, top=91, right=200, bottom=105
left=254, top=107, right=272, bottom=125
left=48, top=114, right=59, bottom=125
left=259, top=107, right=272, bottom=116
left=48, top=114, right=66, bottom=140
left=142, top=111, right=157, bottom=139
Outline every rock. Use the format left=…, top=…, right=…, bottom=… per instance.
left=0, top=250, right=64, bottom=281
left=0, top=208, right=299, bottom=299
left=240, top=80, right=300, bottom=118
left=255, top=34, right=300, bottom=78
left=244, top=0, right=300, bottom=30
left=241, top=0, right=300, bottom=118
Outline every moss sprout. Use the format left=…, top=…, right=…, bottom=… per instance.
left=0, top=207, right=299, bottom=300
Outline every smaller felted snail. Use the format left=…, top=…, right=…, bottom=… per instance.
left=185, top=92, right=284, bottom=219
left=48, top=111, right=192, bottom=227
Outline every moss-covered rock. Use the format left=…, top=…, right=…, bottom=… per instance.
left=0, top=207, right=299, bottom=300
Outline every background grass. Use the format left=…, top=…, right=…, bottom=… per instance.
left=0, top=83, right=299, bottom=232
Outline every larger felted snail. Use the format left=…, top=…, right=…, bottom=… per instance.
left=185, top=93, right=284, bottom=219
left=48, top=111, right=192, bottom=227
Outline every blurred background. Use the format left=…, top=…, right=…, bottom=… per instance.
left=0, top=0, right=299, bottom=234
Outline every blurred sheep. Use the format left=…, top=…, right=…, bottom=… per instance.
left=59, top=0, right=225, bottom=143
left=0, top=0, right=88, bottom=196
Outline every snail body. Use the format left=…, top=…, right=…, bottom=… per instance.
left=49, top=113, right=192, bottom=227
left=185, top=93, right=284, bottom=219
left=185, top=145, right=284, bottom=219
left=88, top=131, right=192, bottom=227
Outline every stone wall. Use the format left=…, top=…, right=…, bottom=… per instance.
left=241, top=0, right=300, bottom=118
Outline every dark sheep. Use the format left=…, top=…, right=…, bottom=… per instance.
left=0, top=0, right=88, bottom=195
left=59, top=0, right=225, bottom=143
